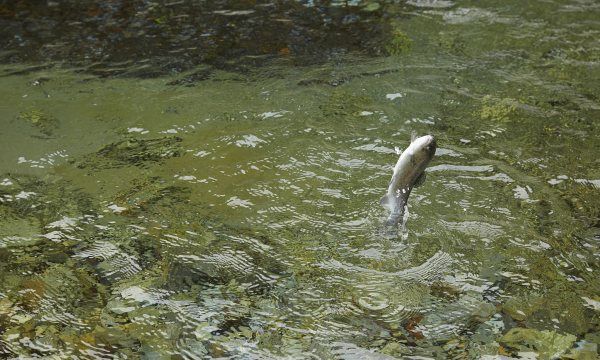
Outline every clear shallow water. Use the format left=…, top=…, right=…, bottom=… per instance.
left=1, top=1, right=599, bottom=359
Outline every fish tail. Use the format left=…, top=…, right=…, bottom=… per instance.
left=385, top=208, right=405, bottom=227
left=384, top=196, right=408, bottom=227
left=379, top=193, right=395, bottom=211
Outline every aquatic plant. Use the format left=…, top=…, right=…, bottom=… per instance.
left=386, top=29, right=413, bottom=56
left=17, top=109, right=58, bottom=137
left=477, top=95, right=519, bottom=123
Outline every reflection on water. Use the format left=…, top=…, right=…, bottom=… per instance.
left=1, top=0, right=600, bottom=358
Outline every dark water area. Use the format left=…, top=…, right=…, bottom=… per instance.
left=0, top=1, right=395, bottom=77
left=1, top=0, right=599, bottom=359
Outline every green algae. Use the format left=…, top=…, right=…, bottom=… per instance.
left=319, top=89, right=374, bottom=118
left=437, top=31, right=467, bottom=55
left=476, top=95, right=519, bottom=123
left=362, top=2, right=381, bottom=13
left=560, top=181, right=600, bottom=227
left=386, top=29, right=413, bottom=56
left=17, top=108, right=58, bottom=137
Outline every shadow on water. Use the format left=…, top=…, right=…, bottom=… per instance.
left=0, top=0, right=397, bottom=77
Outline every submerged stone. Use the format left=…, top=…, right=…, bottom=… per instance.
left=380, top=341, right=409, bottom=357
left=76, top=136, right=183, bottom=169
left=563, top=340, right=598, bottom=360
left=500, top=328, right=577, bottom=359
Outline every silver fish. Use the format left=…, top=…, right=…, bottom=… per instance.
left=380, top=134, right=437, bottom=226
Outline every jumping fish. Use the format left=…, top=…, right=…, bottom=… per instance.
left=380, top=134, right=437, bottom=226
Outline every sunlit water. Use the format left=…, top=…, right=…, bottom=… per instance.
left=1, top=1, right=599, bottom=359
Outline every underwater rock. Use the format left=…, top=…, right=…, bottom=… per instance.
left=76, top=136, right=183, bottom=169
left=166, top=248, right=280, bottom=291
left=442, top=338, right=469, bottom=359
left=0, top=174, right=96, bottom=229
left=380, top=341, right=409, bottom=357
left=319, top=90, right=374, bottom=118
left=106, top=299, right=136, bottom=316
left=112, top=176, right=191, bottom=217
left=502, top=294, right=544, bottom=322
left=0, top=217, right=43, bottom=249
left=562, top=340, right=598, bottom=360
left=0, top=298, right=15, bottom=331
left=499, top=327, right=576, bottom=359
left=74, top=241, right=142, bottom=284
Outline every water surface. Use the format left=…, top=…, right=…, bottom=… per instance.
left=0, top=0, right=599, bottom=358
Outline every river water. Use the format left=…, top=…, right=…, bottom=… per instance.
left=0, top=1, right=598, bottom=359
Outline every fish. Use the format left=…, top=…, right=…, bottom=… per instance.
left=380, top=134, right=437, bottom=227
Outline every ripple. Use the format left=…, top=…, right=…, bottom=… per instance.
left=330, top=342, right=397, bottom=360
left=440, top=220, right=505, bottom=239
left=318, top=251, right=453, bottom=284
left=1, top=0, right=599, bottom=355
left=428, top=164, right=494, bottom=173
left=417, top=294, right=493, bottom=341
left=74, top=241, right=142, bottom=282
left=407, top=0, right=455, bottom=9
left=79, top=341, right=120, bottom=359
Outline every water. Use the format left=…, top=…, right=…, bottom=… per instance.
left=1, top=1, right=599, bottom=358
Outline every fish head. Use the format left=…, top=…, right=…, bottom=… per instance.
left=411, top=134, right=437, bottom=164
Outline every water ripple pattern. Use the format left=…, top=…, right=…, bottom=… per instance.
left=0, top=0, right=599, bottom=358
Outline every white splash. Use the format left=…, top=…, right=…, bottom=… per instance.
left=235, top=135, right=266, bottom=148
left=259, top=110, right=290, bottom=119
left=107, top=204, right=127, bottom=214
left=226, top=196, right=253, bottom=208
left=574, top=178, right=600, bottom=188
left=46, top=216, right=79, bottom=230
left=127, top=127, right=149, bottom=134
left=193, top=150, right=210, bottom=157
left=386, top=93, right=404, bottom=100
left=15, top=191, right=36, bottom=200
left=17, top=150, right=69, bottom=169
left=513, top=186, right=531, bottom=200
left=175, top=175, right=197, bottom=182
left=582, top=297, right=600, bottom=311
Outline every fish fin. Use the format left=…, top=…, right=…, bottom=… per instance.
left=411, top=131, right=418, bottom=142
left=414, top=172, right=427, bottom=187
left=394, top=146, right=402, bottom=155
